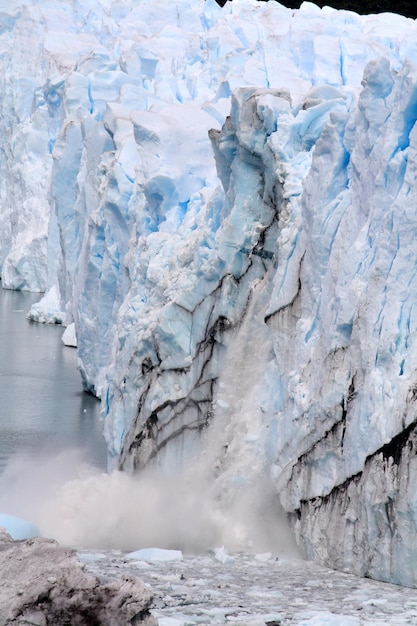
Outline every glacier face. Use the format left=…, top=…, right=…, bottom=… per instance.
left=3, top=0, right=417, bottom=586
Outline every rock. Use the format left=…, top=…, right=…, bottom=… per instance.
left=0, top=530, right=156, bottom=625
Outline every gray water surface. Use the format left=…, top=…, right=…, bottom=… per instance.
left=0, top=288, right=107, bottom=473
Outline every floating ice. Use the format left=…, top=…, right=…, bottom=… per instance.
left=61, top=322, right=77, bottom=347
left=157, top=619, right=189, bottom=626
left=0, top=513, right=40, bottom=540
left=213, top=546, right=235, bottom=564
left=126, top=548, right=183, bottom=563
left=27, top=286, right=64, bottom=324
left=296, top=614, right=360, bottom=626
left=254, top=552, right=272, bottom=562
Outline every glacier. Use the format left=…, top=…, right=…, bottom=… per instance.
left=2, top=0, right=417, bottom=587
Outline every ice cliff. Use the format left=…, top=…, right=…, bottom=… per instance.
left=2, top=0, right=417, bottom=587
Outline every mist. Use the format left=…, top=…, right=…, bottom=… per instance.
left=0, top=448, right=297, bottom=555
left=0, top=281, right=299, bottom=556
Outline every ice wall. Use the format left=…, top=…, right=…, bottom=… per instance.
left=3, top=0, right=417, bottom=586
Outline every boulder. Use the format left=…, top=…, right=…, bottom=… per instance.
left=0, top=528, right=156, bottom=625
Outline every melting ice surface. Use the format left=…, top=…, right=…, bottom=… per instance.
left=3, top=0, right=417, bottom=591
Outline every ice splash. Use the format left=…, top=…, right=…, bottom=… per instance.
left=38, top=465, right=221, bottom=552
left=0, top=280, right=297, bottom=554
left=0, top=282, right=294, bottom=553
left=0, top=446, right=295, bottom=555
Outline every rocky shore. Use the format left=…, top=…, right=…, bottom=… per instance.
left=0, top=529, right=155, bottom=625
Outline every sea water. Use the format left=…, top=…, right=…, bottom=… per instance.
left=0, top=287, right=107, bottom=472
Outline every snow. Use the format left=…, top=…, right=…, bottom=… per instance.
left=1, top=0, right=417, bottom=589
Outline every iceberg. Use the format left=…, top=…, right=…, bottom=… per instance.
left=126, top=548, right=183, bottom=562
left=2, top=0, right=417, bottom=587
left=0, top=513, right=40, bottom=540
